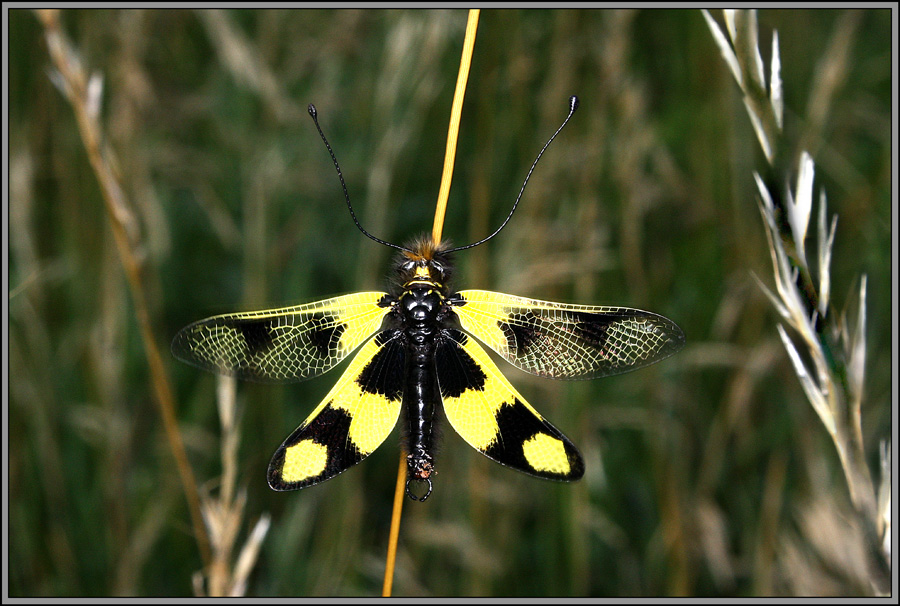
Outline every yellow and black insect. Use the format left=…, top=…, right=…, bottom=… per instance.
left=173, top=97, right=684, bottom=501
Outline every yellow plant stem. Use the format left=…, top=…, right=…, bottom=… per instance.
left=431, top=9, right=480, bottom=246
left=383, top=9, right=480, bottom=596
left=382, top=453, right=408, bottom=597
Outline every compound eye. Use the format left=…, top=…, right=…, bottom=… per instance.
left=400, top=260, right=416, bottom=273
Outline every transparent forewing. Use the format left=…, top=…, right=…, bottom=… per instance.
left=172, top=291, right=391, bottom=382
left=453, top=289, right=685, bottom=380
left=436, top=329, right=584, bottom=481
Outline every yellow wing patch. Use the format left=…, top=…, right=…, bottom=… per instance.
left=282, top=440, right=329, bottom=483
left=172, top=291, right=391, bottom=382
left=267, top=331, right=404, bottom=490
left=453, top=289, right=685, bottom=379
left=522, top=434, right=571, bottom=475
left=436, top=330, right=584, bottom=481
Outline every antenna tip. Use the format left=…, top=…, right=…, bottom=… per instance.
left=308, top=104, right=317, bottom=119
left=568, top=95, right=579, bottom=113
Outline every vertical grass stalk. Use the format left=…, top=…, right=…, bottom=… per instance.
left=36, top=8, right=213, bottom=572
left=194, top=376, right=271, bottom=597
left=383, top=9, right=480, bottom=596
left=431, top=9, right=480, bottom=245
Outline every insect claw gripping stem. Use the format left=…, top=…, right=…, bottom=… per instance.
left=406, top=478, right=433, bottom=502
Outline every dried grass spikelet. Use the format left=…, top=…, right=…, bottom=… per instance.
left=703, top=8, right=889, bottom=594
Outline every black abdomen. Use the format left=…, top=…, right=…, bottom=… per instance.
left=398, top=285, right=444, bottom=500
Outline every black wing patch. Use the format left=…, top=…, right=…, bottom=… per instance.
left=435, top=329, right=584, bottom=481
left=268, top=330, right=405, bottom=490
left=172, top=292, right=392, bottom=382
left=453, top=290, right=685, bottom=379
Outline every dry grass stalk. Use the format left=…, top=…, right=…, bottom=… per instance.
left=35, top=7, right=212, bottom=571
left=193, top=376, right=271, bottom=597
left=703, top=9, right=889, bottom=594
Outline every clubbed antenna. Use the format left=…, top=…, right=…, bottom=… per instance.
left=447, top=95, right=580, bottom=253
left=308, top=104, right=412, bottom=253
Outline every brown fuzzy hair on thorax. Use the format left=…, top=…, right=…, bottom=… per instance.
left=390, top=235, right=455, bottom=292
left=401, top=236, right=453, bottom=262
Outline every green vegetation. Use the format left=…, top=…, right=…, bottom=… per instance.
left=8, top=9, right=892, bottom=597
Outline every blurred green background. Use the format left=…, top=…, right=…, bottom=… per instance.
left=7, top=8, right=893, bottom=597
